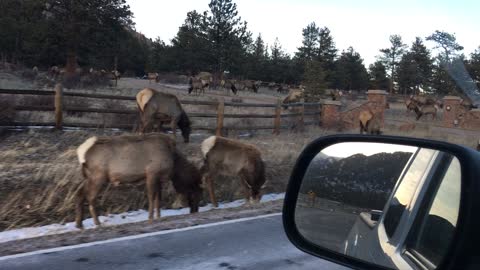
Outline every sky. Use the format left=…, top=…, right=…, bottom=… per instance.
left=127, top=0, right=480, bottom=66
left=320, top=142, right=417, bottom=158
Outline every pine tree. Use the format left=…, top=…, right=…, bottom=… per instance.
left=426, top=30, right=464, bottom=61
left=303, top=60, right=327, bottom=101
left=427, top=31, right=466, bottom=95
left=397, top=37, right=433, bottom=94
left=379, top=34, right=407, bottom=93
left=296, top=22, right=319, bottom=61
left=42, top=0, right=133, bottom=72
left=368, top=61, right=390, bottom=90
left=205, top=0, right=251, bottom=75
left=317, top=27, right=337, bottom=87
left=333, top=47, right=369, bottom=91
left=171, top=10, right=211, bottom=74
left=467, top=47, right=480, bottom=88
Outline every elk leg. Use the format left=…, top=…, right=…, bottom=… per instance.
left=240, top=170, right=255, bottom=204
left=205, top=173, right=218, bottom=207
left=141, top=114, right=154, bottom=133
left=75, top=185, right=86, bottom=229
left=155, top=181, right=162, bottom=219
left=146, top=175, right=158, bottom=223
left=171, top=119, right=177, bottom=140
left=86, top=178, right=104, bottom=226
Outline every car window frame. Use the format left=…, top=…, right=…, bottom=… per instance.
left=377, top=149, right=441, bottom=269
left=402, top=155, right=459, bottom=270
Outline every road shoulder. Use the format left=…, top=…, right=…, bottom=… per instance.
left=0, top=200, right=282, bottom=257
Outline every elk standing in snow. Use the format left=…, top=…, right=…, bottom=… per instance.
left=200, top=136, right=266, bottom=207
left=75, top=134, right=202, bottom=228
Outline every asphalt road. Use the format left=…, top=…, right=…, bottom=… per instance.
left=0, top=214, right=350, bottom=270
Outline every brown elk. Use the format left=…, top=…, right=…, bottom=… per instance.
left=75, top=134, right=202, bottom=228
left=359, top=109, right=382, bottom=135
left=201, top=136, right=266, bottom=207
left=410, top=95, right=436, bottom=105
left=223, top=79, right=238, bottom=95
left=277, top=84, right=289, bottom=93
left=241, top=80, right=259, bottom=93
left=307, top=190, right=316, bottom=207
left=329, top=89, right=343, bottom=101
left=111, top=70, right=121, bottom=86
left=49, top=66, right=60, bottom=79
left=136, top=88, right=191, bottom=143
left=405, top=98, right=418, bottom=115
left=188, top=76, right=209, bottom=95
left=413, top=103, right=438, bottom=120
left=282, top=88, right=304, bottom=109
left=147, top=72, right=160, bottom=84
left=268, top=82, right=278, bottom=90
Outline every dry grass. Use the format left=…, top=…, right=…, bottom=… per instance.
left=0, top=127, right=332, bottom=231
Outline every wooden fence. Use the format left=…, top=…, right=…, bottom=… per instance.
left=0, top=87, right=322, bottom=135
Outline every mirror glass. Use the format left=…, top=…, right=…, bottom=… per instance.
left=295, top=142, right=461, bottom=270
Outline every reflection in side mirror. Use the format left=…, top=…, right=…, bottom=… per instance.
left=294, top=142, right=461, bottom=270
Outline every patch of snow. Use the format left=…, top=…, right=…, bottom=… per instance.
left=0, top=193, right=284, bottom=244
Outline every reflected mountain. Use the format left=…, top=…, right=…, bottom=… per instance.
left=302, top=151, right=413, bottom=209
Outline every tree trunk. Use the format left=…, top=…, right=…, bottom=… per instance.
left=390, top=66, right=394, bottom=94
left=65, top=50, right=77, bottom=73
left=114, top=55, right=118, bottom=71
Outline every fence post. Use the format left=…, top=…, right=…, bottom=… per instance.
left=216, top=99, right=225, bottom=136
left=273, top=99, right=282, bottom=135
left=318, top=103, right=322, bottom=126
left=297, top=103, right=305, bottom=131
left=54, top=83, right=63, bottom=130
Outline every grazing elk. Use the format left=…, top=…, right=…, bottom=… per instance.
left=241, top=80, right=259, bottom=93
left=188, top=76, right=209, bottom=95
left=201, top=136, right=266, bottom=207
left=75, top=134, right=202, bottom=228
left=147, top=72, right=160, bottom=84
left=359, top=109, right=382, bottom=135
left=277, top=84, right=289, bottom=94
left=136, top=88, right=191, bottom=143
left=225, top=80, right=238, bottom=95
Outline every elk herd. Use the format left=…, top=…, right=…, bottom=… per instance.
left=141, top=70, right=304, bottom=96
left=75, top=87, right=266, bottom=228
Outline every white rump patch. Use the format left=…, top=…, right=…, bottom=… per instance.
left=77, top=137, right=98, bottom=164
left=136, top=88, right=154, bottom=112
left=201, top=136, right=217, bottom=158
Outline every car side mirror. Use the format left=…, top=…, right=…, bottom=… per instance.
left=283, top=135, right=480, bottom=270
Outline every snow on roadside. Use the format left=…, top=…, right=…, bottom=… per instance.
left=0, top=193, right=285, bottom=244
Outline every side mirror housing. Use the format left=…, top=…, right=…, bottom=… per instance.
left=283, top=135, right=480, bottom=270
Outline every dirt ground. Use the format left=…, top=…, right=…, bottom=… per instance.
left=0, top=200, right=283, bottom=256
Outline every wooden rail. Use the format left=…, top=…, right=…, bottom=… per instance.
left=1, top=87, right=323, bottom=134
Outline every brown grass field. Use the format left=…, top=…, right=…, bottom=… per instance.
left=0, top=72, right=479, bottom=231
